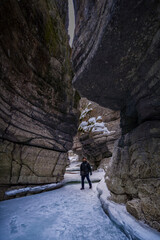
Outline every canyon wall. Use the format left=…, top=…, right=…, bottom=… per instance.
left=0, top=0, right=78, bottom=200
left=72, top=98, right=120, bottom=170
left=72, top=0, right=160, bottom=231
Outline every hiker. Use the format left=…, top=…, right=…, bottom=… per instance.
left=80, top=157, right=92, bottom=190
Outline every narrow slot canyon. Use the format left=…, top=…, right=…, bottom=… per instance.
left=0, top=0, right=160, bottom=240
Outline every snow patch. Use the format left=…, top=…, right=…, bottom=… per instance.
left=88, top=117, right=96, bottom=124
left=79, top=103, right=92, bottom=120
left=68, top=155, right=79, bottom=163
left=5, top=182, right=64, bottom=197
left=97, top=116, right=102, bottom=121
left=92, top=122, right=110, bottom=134
left=78, top=118, right=114, bottom=135
left=79, top=103, right=113, bottom=135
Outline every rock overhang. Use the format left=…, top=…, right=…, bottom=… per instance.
left=72, top=0, right=160, bottom=112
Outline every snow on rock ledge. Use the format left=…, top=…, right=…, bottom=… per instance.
left=5, top=182, right=65, bottom=198
left=97, top=178, right=160, bottom=240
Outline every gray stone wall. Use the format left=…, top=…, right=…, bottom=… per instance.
left=72, top=0, right=160, bottom=231
left=0, top=0, right=79, bottom=199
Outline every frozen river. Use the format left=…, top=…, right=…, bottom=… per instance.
left=0, top=183, right=128, bottom=240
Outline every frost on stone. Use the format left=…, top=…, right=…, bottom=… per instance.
left=79, top=103, right=92, bottom=120
left=92, top=122, right=110, bottom=133
left=78, top=103, right=116, bottom=135
left=78, top=116, right=113, bottom=134
left=88, top=117, right=96, bottom=124
left=97, top=116, right=102, bottom=121
left=78, top=121, right=89, bottom=132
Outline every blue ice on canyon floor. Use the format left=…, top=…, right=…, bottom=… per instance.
left=0, top=183, right=128, bottom=240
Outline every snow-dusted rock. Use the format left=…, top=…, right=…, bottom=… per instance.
left=73, top=98, right=120, bottom=169
left=97, top=178, right=160, bottom=240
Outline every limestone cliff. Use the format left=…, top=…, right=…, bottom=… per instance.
left=72, top=0, right=160, bottom=231
left=72, top=98, right=120, bottom=170
left=0, top=0, right=78, bottom=200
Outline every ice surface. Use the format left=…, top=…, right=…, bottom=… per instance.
left=97, top=178, right=160, bottom=240
left=5, top=182, right=64, bottom=197
left=68, top=155, right=79, bottom=163
left=0, top=184, right=128, bottom=240
left=65, top=160, right=105, bottom=183
left=2, top=160, right=159, bottom=240
left=64, top=169, right=105, bottom=184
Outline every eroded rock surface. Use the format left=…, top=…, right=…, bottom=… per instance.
left=72, top=0, right=160, bottom=231
left=0, top=0, right=78, bottom=200
left=72, top=98, right=120, bottom=169
left=107, top=121, right=160, bottom=230
left=73, top=0, right=160, bottom=112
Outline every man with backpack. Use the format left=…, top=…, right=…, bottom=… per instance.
left=80, top=157, right=92, bottom=190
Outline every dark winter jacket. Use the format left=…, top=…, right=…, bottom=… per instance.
left=80, top=161, right=92, bottom=176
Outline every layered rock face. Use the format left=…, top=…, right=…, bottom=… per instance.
left=72, top=0, right=160, bottom=231
left=0, top=0, right=78, bottom=199
left=107, top=121, right=160, bottom=230
left=72, top=98, right=120, bottom=169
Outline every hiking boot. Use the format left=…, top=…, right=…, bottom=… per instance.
left=80, top=188, right=84, bottom=190
left=89, top=186, right=92, bottom=189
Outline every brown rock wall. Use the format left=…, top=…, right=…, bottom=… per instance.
left=0, top=0, right=79, bottom=199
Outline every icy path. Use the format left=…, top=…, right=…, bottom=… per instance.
left=0, top=183, right=128, bottom=240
